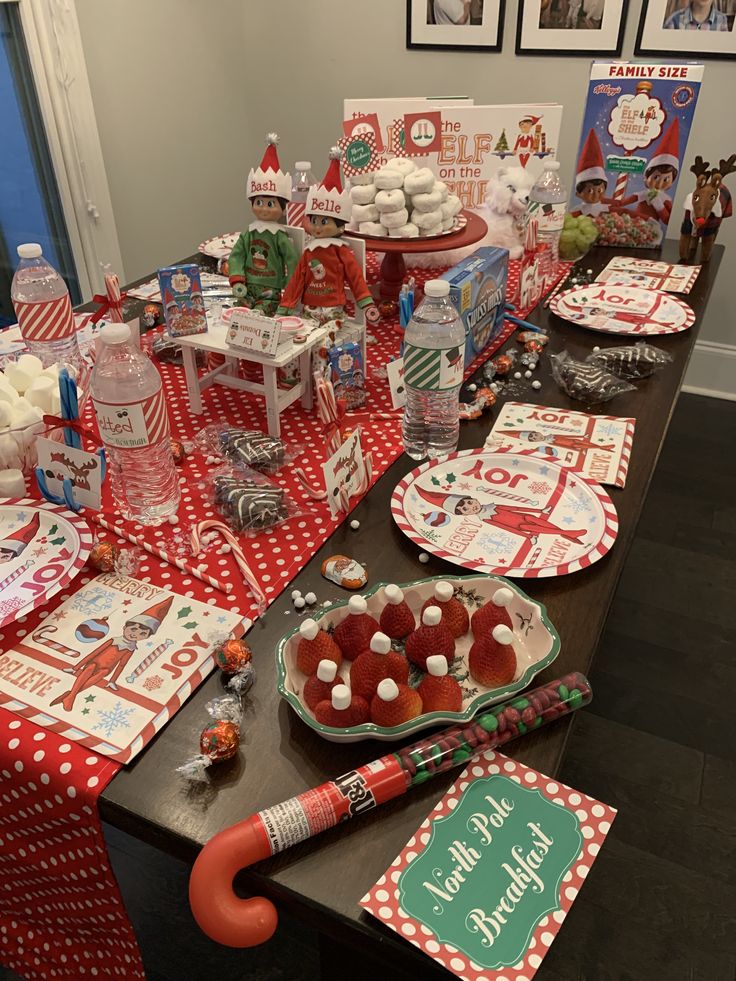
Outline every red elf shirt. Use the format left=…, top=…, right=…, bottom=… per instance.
left=277, top=239, right=373, bottom=314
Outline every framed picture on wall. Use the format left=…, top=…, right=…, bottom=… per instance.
left=636, top=0, right=736, bottom=59
left=516, top=0, right=629, bottom=54
left=406, top=0, right=505, bottom=51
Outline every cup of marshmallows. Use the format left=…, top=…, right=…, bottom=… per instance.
left=0, top=354, right=81, bottom=473
left=348, top=158, right=463, bottom=239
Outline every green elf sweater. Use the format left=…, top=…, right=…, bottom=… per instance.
left=228, top=221, right=298, bottom=295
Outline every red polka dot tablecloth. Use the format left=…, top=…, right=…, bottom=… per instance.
left=0, top=256, right=556, bottom=979
left=0, top=711, right=144, bottom=979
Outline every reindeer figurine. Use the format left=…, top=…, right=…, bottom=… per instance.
left=679, top=154, right=736, bottom=263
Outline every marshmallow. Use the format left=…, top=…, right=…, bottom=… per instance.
left=386, top=157, right=417, bottom=176
left=16, top=353, right=44, bottom=380
left=0, top=468, right=25, bottom=498
left=435, top=181, right=449, bottom=202
left=352, top=203, right=379, bottom=223
left=4, top=361, right=34, bottom=395
left=389, top=223, right=419, bottom=238
left=412, top=208, right=443, bottom=229
left=380, top=207, right=409, bottom=229
left=25, top=376, right=56, bottom=414
left=50, top=390, right=61, bottom=416
left=412, top=190, right=442, bottom=212
left=0, top=377, right=19, bottom=406
left=374, top=188, right=405, bottom=213
left=350, top=183, right=376, bottom=205
left=0, top=432, right=19, bottom=469
left=374, top=168, right=403, bottom=190
left=404, top=168, right=434, bottom=195
left=358, top=221, right=386, bottom=236
left=42, top=364, right=60, bottom=380
left=446, top=194, right=463, bottom=216
left=349, top=173, right=374, bottom=186
left=0, top=402, right=12, bottom=428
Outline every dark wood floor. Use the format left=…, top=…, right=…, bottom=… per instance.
left=3, top=392, right=735, bottom=981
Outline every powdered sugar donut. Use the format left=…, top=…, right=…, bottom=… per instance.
left=374, top=168, right=404, bottom=190
left=359, top=221, right=386, bottom=236
left=386, top=157, right=417, bottom=177
left=374, top=188, right=405, bottom=213
left=445, top=194, right=462, bottom=216
left=380, top=207, right=409, bottom=229
left=404, top=168, right=434, bottom=195
left=388, top=223, right=419, bottom=238
left=411, top=189, right=442, bottom=212
left=350, top=173, right=374, bottom=186
left=420, top=222, right=442, bottom=237
left=350, top=183, right=377, bottom=205
left=412, top=207, right=443, bottom=229
left=352, top=203, right=379, bottom=222
left=434, top=181, right=449, bottom=202
left=442, top=217, right=455, bottom=231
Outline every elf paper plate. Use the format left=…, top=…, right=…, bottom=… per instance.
left=391, top=449, right=618, bottom=578
left=277, top=574, right=560, bottom=743
left=551, top=283, right=695, bottom=336
left=198, top=233, right=239, bottom=260
left=0, top=498, right=93, bottom=629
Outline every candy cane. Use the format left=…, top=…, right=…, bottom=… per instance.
left=0, top=559, right=34, bottom=593
left=316, top=377, right=344, bottom=457
left=191, top=520, right=267, bottom=614
left=293, top=467, right=328, bottom=500
left=104, top=272, right=124, bottom=323
left=30, top=622, right=82, bottom=658
left=125, top=638, right=175, bottom=684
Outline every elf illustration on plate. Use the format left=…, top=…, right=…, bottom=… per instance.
left=415, top=486, right=587, bottom=545
left=0, top=511, right=41, bottom=565
left=499, top=429, right=615, bottom=456
left=50, top=596, right=173, bottom=713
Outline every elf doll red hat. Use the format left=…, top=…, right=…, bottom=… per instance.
left=645, top=118, right=680, bottom=176
left=576, top=129, right=606, bottom=185
left=247, top=133, right=292, bottom=202
left=306, top=147, right=352, bottom=224
left=0, top=511, right=40, bottom=558
left=127, top=595, right=173, bottom=634
left=415, top=486, right=467, bottom=514
left=519, top=114, right=542, bottom=126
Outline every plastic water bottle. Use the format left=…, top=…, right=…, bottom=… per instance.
left=90, top=322, right=180, bottom=524
left=529, top=161, right=567, bottom=268
left=402, top=279, right=464, bottom=462
left=10, top=244, right=81, bottom=369
left=292, top=162, right=316, bottom=202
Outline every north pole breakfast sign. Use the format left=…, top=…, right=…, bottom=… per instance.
left=361, top=751, right=616, bottom=981
left=0, top=573, right=245, bottom=763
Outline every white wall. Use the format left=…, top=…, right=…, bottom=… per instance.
left=77, top=0, right=735, bottom=349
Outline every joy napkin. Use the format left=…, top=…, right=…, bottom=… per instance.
left=485, top=402, right=635, bottom=488
left=361, top=751, right=616, bottom=981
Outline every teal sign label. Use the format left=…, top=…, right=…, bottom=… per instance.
left=397, top=775, right=583, bottom=971
left=345, top=137, right=372, bottom=170
left=606, top=153, right=646, bottom=174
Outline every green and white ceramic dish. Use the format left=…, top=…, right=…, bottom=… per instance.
left=276, top=574, right=561, bottom=743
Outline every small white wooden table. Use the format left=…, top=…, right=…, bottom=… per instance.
left=175, top=320, right=330, bottom=437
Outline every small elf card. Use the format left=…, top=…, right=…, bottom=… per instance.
left=361, top=751, right=616, bottom=981
left=485, top=402, right=635, bottom=489
left=157, top=263, right=208, bottom=337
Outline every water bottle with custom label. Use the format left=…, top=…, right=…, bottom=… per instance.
left=11, top=244, right=81, bottom=368
left=402, top=280, right=464, bottom=461
left=90, top=322, right=180, bottom=524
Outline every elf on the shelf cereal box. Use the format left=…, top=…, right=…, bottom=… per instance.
left=571, top=62, right=703, bottom=249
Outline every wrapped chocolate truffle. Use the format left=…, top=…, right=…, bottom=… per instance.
left=176, top=696, right=243, bottom=782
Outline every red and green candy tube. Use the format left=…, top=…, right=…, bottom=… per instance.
left=189, top=671, right=591, bottom=948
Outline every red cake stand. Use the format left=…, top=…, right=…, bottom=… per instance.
left=347, top=210, right=488, bottom=302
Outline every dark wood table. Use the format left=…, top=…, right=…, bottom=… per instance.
left=98, top=242, right=722, bottom=979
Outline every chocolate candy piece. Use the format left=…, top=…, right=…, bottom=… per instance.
left=587, top=342, right=672, bottom=380
left=213, top=474, right=287, bottom=531
left=218, top=428, right=286, bottom=471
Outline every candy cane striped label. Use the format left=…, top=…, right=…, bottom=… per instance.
left=403, top=342, right=464, bottom=391
left=286, top=202, right=307, bottom=229
left=92, top=389, right=170, bottom=449
left=14, top=294, right=75, bottom=342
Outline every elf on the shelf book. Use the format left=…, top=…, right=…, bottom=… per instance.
left=571, top=62, right=703, bottom=249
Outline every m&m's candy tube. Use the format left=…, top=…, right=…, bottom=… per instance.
left=189, top=672, right=592, bottom=949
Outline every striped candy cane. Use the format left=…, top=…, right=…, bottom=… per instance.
left=191, top=520, right=267, bottom=614
left=104, top=272, right=124, bottom=323
left=0, top=559, right=34, bottom=593
left=126, top=638, right=174, bottom=684
left=30, top=621, right=83, bottom=658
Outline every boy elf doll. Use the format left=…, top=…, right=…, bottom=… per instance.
left=618, top=120, right=680, bottom=224
left=228, top=133, right=299, bottom=315
left=277, top=148, right=379, bottom=327
left=572, top=129, right=618, bottom=218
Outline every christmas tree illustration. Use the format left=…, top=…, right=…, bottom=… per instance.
left=495, top=129, right=510, bottom=153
